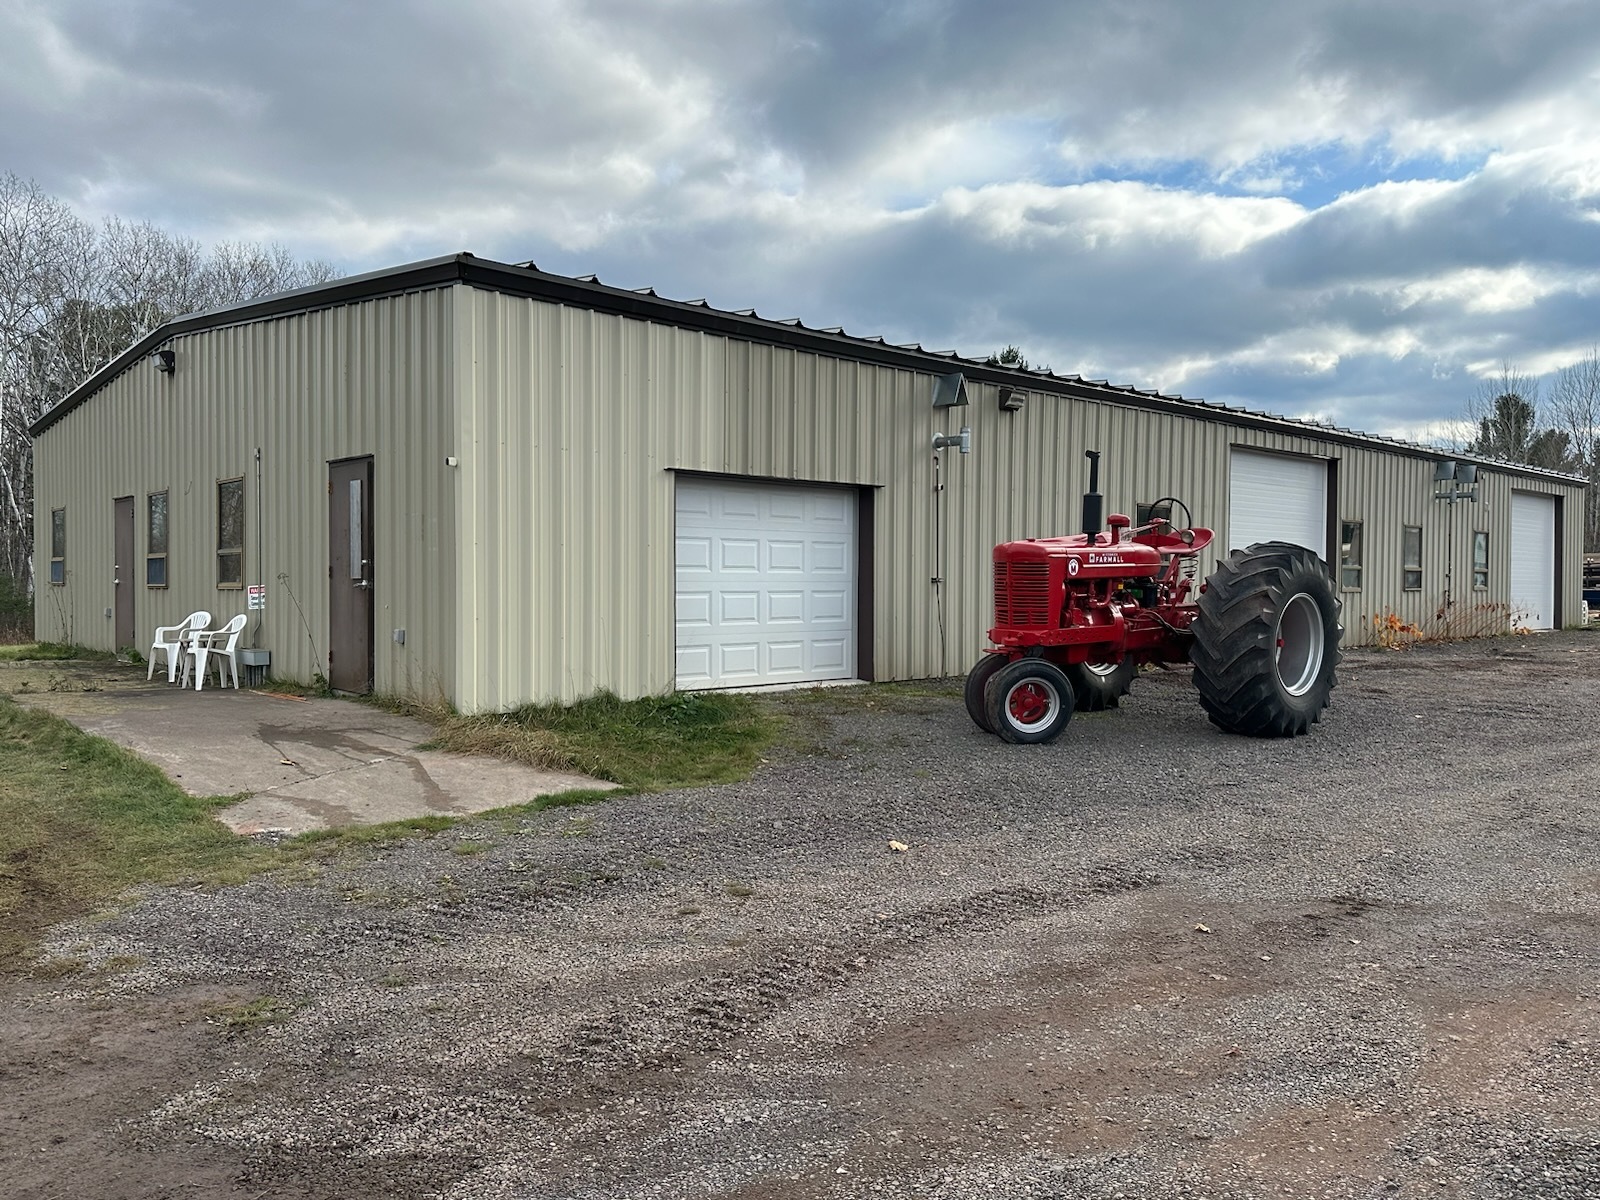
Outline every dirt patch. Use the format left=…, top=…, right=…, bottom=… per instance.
left=0, top=982, right=259, bottom=1199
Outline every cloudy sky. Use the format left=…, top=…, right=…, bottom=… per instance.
left=5, top=0, right=1600, bottom=439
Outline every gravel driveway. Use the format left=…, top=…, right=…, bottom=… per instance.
left=5, top=634, right=1599, bottom=1200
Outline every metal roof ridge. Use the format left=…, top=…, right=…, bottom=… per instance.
left=25, top=250, right=1593, bottom=484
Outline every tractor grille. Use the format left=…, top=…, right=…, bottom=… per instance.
left=995, top=560, right=1052, bottom=628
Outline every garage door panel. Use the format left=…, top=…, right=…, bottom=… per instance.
left=767, top=641, right=806, bottom=673
left=811, top=590, right=849, bottom=623
left=810, top=639, right=849, bottom=672
left=676, top=536, right=712, bottom=572
left=718, top=643, right=760, bottom=678
left=719, top=539, right=759, bottom=571
left=1509, top=492, right=1556, bottom=630
left=811, top=540, right=850, bottom=573
left=812, top=492, right=851, bottom=521
left=676, top=591, right=712, bottom=627
left=677, top=489, right=713, bottom=520
left=768, top=591, right=805, bottom=623
left=719, top=592, right=760, bottom=624
left=768, top=540, right=805, bottom=571
left=676, top=478, right=858, bottom=689
left=719, top=491, right=760, bottom=520
left=1228, top=448, right=1327, bottom=559
left=768, top=493, right=806, bottom=522
left=675, top=644, right=712, bottom=685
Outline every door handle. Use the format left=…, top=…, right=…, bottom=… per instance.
left=355, top=580, right=373, bottom=591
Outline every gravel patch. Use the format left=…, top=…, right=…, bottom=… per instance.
left=5, top=633, right=1600, bottom=1199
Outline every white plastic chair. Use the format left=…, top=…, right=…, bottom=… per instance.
left=181, top=613, right=248, bottom=691
left=147, top=611, right=212, bottom=684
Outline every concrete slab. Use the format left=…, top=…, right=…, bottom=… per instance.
left=6, top=662, right=616, bottom=835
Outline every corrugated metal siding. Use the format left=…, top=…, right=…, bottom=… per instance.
left=41, top=279, right=1584, bottom=715
left=33, top=290, right=458, bottom=696
left=457, top=286, right=1585, bottom=709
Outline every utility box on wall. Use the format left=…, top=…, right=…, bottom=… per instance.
left=238, top=647, right=271, bottom=689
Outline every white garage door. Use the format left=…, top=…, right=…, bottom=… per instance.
left=1509, top=491, right=1556, bottom=630
left=1228, top=448, right=1328, bottom=559
left=675, top=478, right=857, bottom=689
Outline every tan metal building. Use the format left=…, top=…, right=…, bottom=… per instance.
left=31, top=254, right=1587, bottom=711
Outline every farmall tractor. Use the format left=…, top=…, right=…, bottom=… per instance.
left=966, top=451, right=1343, bottom=744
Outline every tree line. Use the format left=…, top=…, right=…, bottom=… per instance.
left=1463, top=360, right=1600, bottom=550
left=0, top=173, right=334, bottom=595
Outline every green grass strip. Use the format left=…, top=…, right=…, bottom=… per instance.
left=0, top=699, right=266, bottom=970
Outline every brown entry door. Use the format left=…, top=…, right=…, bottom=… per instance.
left=113, top=496, right=135, bottom=651
left=328, top=458, right=374, bottom=693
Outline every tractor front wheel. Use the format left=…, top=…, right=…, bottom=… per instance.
left=1066, top=659, right=1137, bottom=711
left=963, top=653, right=1010, bottom=733
left=1190, top=541, right=1342, bottom=737
left=985, top=659, right=1076, bottom=744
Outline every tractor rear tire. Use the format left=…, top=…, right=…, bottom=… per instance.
left=1066, top=659, right=1137, bottom=711
left=985, top=659, right=1076, bottom=744
left=1190, top=541, right=1342, bottom=737
left=964, top=653, right=1010, bottom=733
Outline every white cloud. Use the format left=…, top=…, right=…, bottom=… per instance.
left=2, top=0, right=1599, bottom=435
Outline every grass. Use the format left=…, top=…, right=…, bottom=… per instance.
left=0, top=642, right=116, bottom=662
left=204, top=994, right=302, bottom=1032
left=383, top=688, right=780, bottom=791
left=0, top=699, right=272, bottom=972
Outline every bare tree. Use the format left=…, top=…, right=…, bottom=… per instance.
left=0, top=175, right=92, bottom=588
left=1548, top=347, right=1600, bottom=550
left=0, top=175, right=339, bottom=595
left=204, top=240, right=336, bottom=306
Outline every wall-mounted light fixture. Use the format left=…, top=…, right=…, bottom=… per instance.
left=151, top=349, right=175, bottom=374
left=932, top=427, right=971, bottom=455
left=931, top=371, right=968, bottom=408
left=998, top=386, right=1026, bottom=413
left=1433, top=459, right=1479, bottom=505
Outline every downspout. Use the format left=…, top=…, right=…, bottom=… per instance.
left=254, top=446, right=264, bottom=648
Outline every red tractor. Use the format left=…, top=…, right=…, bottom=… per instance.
left=966, top=450, right=1342, bottom=743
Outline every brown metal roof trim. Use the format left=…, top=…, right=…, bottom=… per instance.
left=27, top=253, right=1588, bottom=488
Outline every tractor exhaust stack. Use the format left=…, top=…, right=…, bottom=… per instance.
left=1082, top=449, right=1104, bottom=543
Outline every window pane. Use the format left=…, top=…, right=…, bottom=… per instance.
left=147, top=557, right=167, bottom=587
left=1473, top=531, right=1489, bottom=588
left=217, top=479, right=243, bottom=552
left=49, top=560, right=64, bottom=585
left=148, top=492, right=168, bottom=555
left=1339, top=521, right=1362, bottom=588
left=218, top=551, right=242, bottom=587
left=51, top=508, right=65, bottom=558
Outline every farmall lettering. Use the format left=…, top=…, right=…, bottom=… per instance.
left=967, top=448, right=1343, bottom=746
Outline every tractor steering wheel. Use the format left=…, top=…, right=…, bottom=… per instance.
left=1146, top=496, right=1195, bottom=537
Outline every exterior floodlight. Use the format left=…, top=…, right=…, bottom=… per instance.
left=931, top=372, right=969, bottom=408
left=1434, top=458, right=1479, bottom=505
left=151, top=349, right=176, bottom=374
